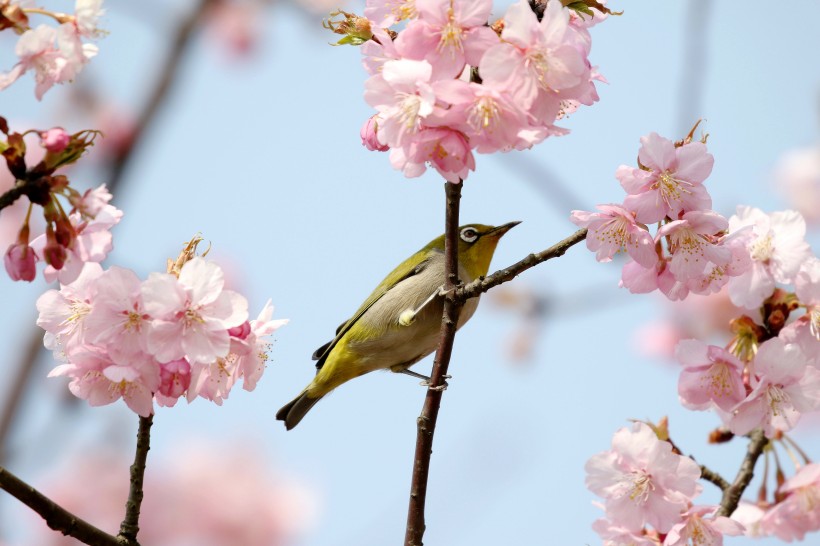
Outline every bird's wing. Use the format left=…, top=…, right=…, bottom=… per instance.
left=312, top=249, right=435, bottom=371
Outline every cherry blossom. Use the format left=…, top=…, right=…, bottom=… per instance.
left=83, top=266, right=150, bottom=360
left=571, top=204, right=657, bottom=268
left=585, top=422, right=701, bottom=533
left=772, top=145, right=820, bottom=225
left=656, top=211, right=730, bottom=282
left=480, top=0, right=589, bottom=109
left=364, top=59, right=437, bottom=149
left=760, top=463, right=820, bottom=541
left=36, top=262, right=103, bottom=353
left=395, top=0, right=498, bottom=79
left=618, top=133, right=713, bottom=224
left=729, top=337, right=820, bottom=437
left=675, top=339, right=745, bottom=412
left=663, top=506, right=744, bottom=546
left=142, top=257, right=248, bottom=364
left=727, top=206, right=811, bottom=309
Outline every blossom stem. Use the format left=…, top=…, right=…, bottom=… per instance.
left=0, top=465, right=121, bottom=545
left=455, top=228, right=588, bottom=302
left=118, top=415, right=154, bottom=544
left=716, top=428, right=769, bottom=517
left=404, top=180, right=463, bottom=546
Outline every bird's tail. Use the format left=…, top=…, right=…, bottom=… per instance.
left=276, top=389, right=323, bottom=430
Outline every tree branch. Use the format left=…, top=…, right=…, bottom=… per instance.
left=404, top=181, right=463, bottom=546
left=118, top=415, right=154, bottom=544
left=0, top=466, right=120, bottom=545
left=455, top=228, right=588, bottom=302
left=716, top=428, right=769, bottom=517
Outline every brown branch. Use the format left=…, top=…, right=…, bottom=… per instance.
left=0, top=465, right=121, bottom=545
left=700, top=463, right=730, bottom=492
left=455, top=228, right=588, bottom=302
left=404, top=181, right=463, bottom=546
left=0, top=0, right=216, bottom=465
left=118, top=415, right=154, bottom=544
left=716, top=428, right=769, bottom=517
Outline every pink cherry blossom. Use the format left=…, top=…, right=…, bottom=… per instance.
left=730, top=337, right=820, bottom=437
left=480, top=0, right=589, bottom=109
left=675, top=340, right=746, bottom=412
left=395, top=0, right=498, bottom=79
left=83, top=266, right=150, bottom=360
left=431, top=79, right=533, bottom=153
left=364, top=59, right=437, bottom=149
left=618, top=133, right=714, bottom=224
left=684, top=232, right=751, bottom=296
left=760, top=463, right=820, bottom=541
left=390, top=126, right=475, bottom=182
left=48, top=346, right=160, bottom=416
left=663, top=506, right=744, bottom=546
left=235, top=299, right=288, bottom=392
left=727, top=206, right=812, bottom=309
left=585, top=422, right=702, bottom=533
left=36, top=262, right=103, bottom=353
left=69, top=183, right=114, bottom=218
left=142, top=257, right=248, bottom=364
left=4, top=242, right=37, bottom=281
left=361, top=26, right=400, bottom=75
left=656, top=210, right=730, bottom=281
left=365, top=0, right=418, bottom=27
left=0, top=25, right=65, bottom=100
left=591, top=517, right=661, bottom=546
left=571, top=204, right=657, bottom=268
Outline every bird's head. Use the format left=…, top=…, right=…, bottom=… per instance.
left=428, top=222, right=520, bottom=280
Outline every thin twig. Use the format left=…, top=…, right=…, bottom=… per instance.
left=0, top=465, right=120, bottom=545
left=118, top=415, right=154, bottom=544
left=700, top=464, right=730, bottom=491
left=716, top=429, right=769, bottom=517
left=455, top=228, right=588, bottom=302
left=404, top=181, right=463, bottom=546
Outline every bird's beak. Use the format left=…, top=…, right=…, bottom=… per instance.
left=488, top=221, right=521, bottom=238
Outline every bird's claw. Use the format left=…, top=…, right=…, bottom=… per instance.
left=420, top=379, right=449, bottom=391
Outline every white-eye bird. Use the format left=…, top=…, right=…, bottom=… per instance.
left=276, top=222, right=519, bottom=430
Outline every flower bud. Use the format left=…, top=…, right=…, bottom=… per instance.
left=39, top=127, right=70, bottom=153
left=43, top=228, right=67, bottom=270
left=228, top=321, right=252, bottom=340
left=4, top=243, right=37, bottom=281
left=159, top=359, right=192, bottom=399
left=54, top=216, right=76, bottom=247
left=360, top=116, right=389, bottom=152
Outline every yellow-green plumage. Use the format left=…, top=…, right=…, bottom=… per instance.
left=276, top=222, right=519, bottom=430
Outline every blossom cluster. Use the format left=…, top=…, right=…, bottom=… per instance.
left=586, top=422, right=744, bottom=546
left=571, top=130, right=816, bottom=305
left=346, top=0, right=607, bottom=182
left=1, top=120, right=118, bottom=283
left=37, top=253, right=286, bottom=416
left=0, top=0, right=104, bottom=100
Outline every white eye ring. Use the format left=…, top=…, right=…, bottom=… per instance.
left=460, top=228, right=478, bottom=243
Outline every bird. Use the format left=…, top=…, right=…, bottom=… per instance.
left=276, top=222, right=520, bottom=430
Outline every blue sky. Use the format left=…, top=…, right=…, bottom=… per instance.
left=1, top=1, right=819, bottom=545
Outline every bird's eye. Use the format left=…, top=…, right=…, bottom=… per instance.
left=460, top=228, right=478, bottom=243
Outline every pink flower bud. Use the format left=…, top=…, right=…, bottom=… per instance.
left=43, top=234, right=67, bottom=270
left=40, top=127, right=70, bottom=153
left=159, top=359, right=192, bottom=399
left=228, top=320, right=251, bottom=339
left=360, top=117, right=389, bottom=152
left=54, top=217, right=76, bottom=247
left=4, top=243, right=37, bottom=282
